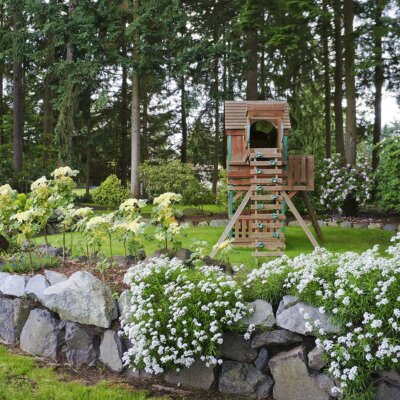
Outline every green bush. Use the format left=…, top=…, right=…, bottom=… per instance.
left=215, top=169, right=228, bottom=209
left=140, top=161, right=213, bottom=207
left=92, top=175, right=131, bottom=209
left=1, top=253, right=61, bottom=273
left=376, top=134, right=400, bottom=212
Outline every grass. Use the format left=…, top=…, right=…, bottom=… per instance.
left=35, top=226, right=395, bottom=268
left=0, top=345, right=161, bottom=400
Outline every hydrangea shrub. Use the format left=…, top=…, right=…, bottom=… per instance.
left=120, top=257, right=247, bottom=374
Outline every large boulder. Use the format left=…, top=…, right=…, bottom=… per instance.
left=0, top=275, right=29, bottom=297
left=269, top=346, right=330, bottom=400
left=276, top=303, right=340, bottom=336
left=240, top=299, right=275, bottom=330
left=99, top=329, right=124, bottom=372
left=20, top=308, right=64, bottom=358
left=25, top=275, right=49, bottom=302
left=308, top=346, right=327, bottom=371
left=218, top=360, right=274, bottom=398
left=0, top=297, right=31, bottom=344
left=44, top=270, right=67, bottom=286
left=64, top=321, right=99, bottom=366
left=276, top=295, right=300, bottom=315
left=221, top=332, right=258, bottom=363
left=41, top=271, right=118, bottom=328
left=375, top=382, right=400, bottom=400
left=252, top=329, right=303, bottom=349
left=164, top=360, right=216, bottom=390
left=118, top=290, right=131, bottom=316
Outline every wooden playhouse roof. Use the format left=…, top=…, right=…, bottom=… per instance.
left=224, top=100, right=291, bottom=130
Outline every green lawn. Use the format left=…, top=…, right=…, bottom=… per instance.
left=0, top=346, right=161, bottom=400
left=37, top=226, right=395, bottom=268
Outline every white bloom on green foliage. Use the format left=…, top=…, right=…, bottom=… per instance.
left=73, top=207, right=94, bottom=219
left=51, top=166, right=79, bottom=179
left=0, top=184, right=16, bottom=196
left=153, top=192, right=182, bottom=207
left=11, top=210, right=34, bottom=223
left=120, top=198, right=147, bottom=211
left=31, top=176, right=48, bottom=190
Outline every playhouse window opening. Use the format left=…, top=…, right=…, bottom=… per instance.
left=249, top=120, right=278, bottom=148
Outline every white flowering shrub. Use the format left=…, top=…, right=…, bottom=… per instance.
left=120, top=257, right=247, bottom=374
left=319, top=153, right=372, bottom=214
left=244, top=236, right=400, bottom=399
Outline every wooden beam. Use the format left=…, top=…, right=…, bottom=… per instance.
left=282, top=192, right=319, bottom=248
left=301, top=192, right=324, bottom=242
left=210, top=187, right=254, bottom=258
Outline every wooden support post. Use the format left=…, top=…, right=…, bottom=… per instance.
left=301, top=192, right=324, bottom=242
left=210, top=186, right=254, bottom=258
left=282, top=192, right=319, bottom=248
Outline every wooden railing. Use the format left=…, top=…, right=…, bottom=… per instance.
left=286, top=155, right=314, bottom=191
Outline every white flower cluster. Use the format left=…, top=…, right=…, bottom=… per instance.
left=244, top=236, right=400, bottom=397
left=120, top=257, right=247, bottom=374
left=319, top=154, right=372, bottom=214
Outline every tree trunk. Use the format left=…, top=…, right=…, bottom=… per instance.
left=66, top=0, right=75, bottom=63
left=180, top=74, right=188, bottom=163
left=343, top=0, right=357, bottom=166
left=120, top=60, right=129, bottom=185
left=141, top=77, right=149, bottom=162
left=0, top=3, right=4, bottom=145
left=12, top=6, right=23, bottom=171
left=245, top=26, right=258, bottom=100
left=130, top=0, right=141, bottom=197
left=372, top=0, right=386, bottom=171
left=322, top=0, right=332, bottom=158
left=84, top=93, right=92, bottom=196
left=212, top=48, right=220, bottom=194
left=333, top=0, right=345, bottom=160
left=43, top=26, right=55, bottom=164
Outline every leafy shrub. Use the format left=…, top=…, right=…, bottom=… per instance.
left=1, top=253, right=61, bottom=273
left=244, top=237, right=400, bottom=399
left=215, top=169, right=228, bottom=209
left=140, top=161, right=213, bottom=207
left=120, top=257, right=248, bottom=374
left=92, top=175, right=131, bottom=209
left=318, top=153, right=372, bottom=214
left=376, top=133, right=400, bottom=212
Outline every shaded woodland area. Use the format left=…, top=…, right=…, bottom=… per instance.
left=0, top=0, right=399, bottom=196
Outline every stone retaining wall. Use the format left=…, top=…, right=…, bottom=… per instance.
left=0, top=270, right=398, bottom=400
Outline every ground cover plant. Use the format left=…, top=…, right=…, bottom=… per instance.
left=243, top=233, right=400, bottom=400
left=0, top=346, right=158, bottom=400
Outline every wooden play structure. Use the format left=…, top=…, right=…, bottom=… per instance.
left=210, top=100, right=323, bottom=260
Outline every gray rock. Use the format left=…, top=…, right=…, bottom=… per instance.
left=252, top=329, right=303, bottom=349
left=339, top=221, right=352, bottom=228
left=375, top=382, right=400, bottom=400
left=36, top=244, right=63, bottom=256
left=0, top=272, right=10, bottom=287
left=118, top=290, right=131, bottom=317
left=353, top=223, right=368, bottom=229
left=219, top=360, right=274, bottom=398
left=44, top=270, right=67, bottom=286
left=269, top=346, right=330, bottom=400
left=100, top=329, right=124, bottom=372
left=368, top=223, right=383, bottom=230
left=255, top=348, right=269, bottom=371
left=64, top=321, right=99, bottom=366
left=240, top=299, right=275, bottom=330
left=20, top=308, right=63, bottom=358
left=398, top=224, right=400, bottom=232
left=328, top=221, right=338, bottom=227
left=276, top=295, right=300, bottom=315
left=276, top=303, right=340, bottom=336
left=317, top=220, right=327, bottom=227
left=0, top=297, right=31, bottom=344
left=209, top=219, right=229, bottom=227
left=42, top=271, right=118, bottom=328
left=164, top=360, right=215, bottom=390
left=221, top=332, right=258, bottom=363
left=316, top=373, right=339, bottom=397
left=175, top=248, right=193, bottom=263
left=376, top=370, right=400, bottom=386
left=197, top=221, right=209, bottom=227
left=383, top=224, right=397, bottom=231
left=25, top=275, right=49, bottom=302
left=0, top=275, right=29, bottom=297
left=308, top=346, right=327, bottom=370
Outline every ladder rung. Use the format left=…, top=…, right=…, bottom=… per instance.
left=251, top=233, right=285, bottom=239
left=250, top=204, right=284, bottom=211
left=251, top=179, right=283, bottom=184
left=251, top=242, right=286, bottom=250
left=251, top=195, right=283, bottom=201
left=251, top=169, right=283, bottom=175
left=250, top=161, right=286, bottom=166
